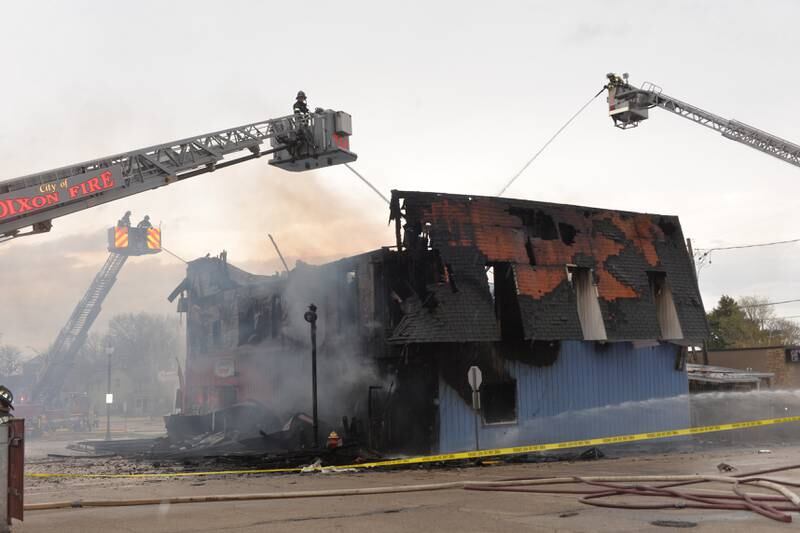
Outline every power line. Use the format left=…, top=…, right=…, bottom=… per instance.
left=694, top=237, right=800, bottom=273
left=739, top=298, right=800, bottom=309
left=497, top=87, right=606, bottom=197
left=695, top=238, right=800, bottom=253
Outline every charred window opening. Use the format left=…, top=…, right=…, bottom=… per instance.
left=512, top=208, right=559, bottom=240
left=568, top=266, right=607, bottom=341
left=482, top=381, right=517, bottom=424
left=658, top=218, right=677, bottom=236
left=211, top=320, right=222, bottom=348
left=648, top=271, right=683, bottom=340
left=558, top=223, right=577, bottom=245
left=530, top=340, right=560, bottom=367
left=488, top=262, right=524, bottom=340
left=524, top=238, right=536, bottom=266
left=239, top=296, right=280, bottom=345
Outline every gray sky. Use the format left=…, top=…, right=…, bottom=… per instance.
left=2, top=0, right=799, bottom=351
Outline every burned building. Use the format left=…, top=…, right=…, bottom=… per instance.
left=167, top=250, right=385, bottom=441
left=169, top=191, right=708, bottom=454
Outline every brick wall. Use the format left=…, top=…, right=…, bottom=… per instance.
left=707, top=347, right=800, bottom=388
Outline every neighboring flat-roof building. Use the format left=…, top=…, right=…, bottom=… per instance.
left=707, top=346, right=800, bottom=389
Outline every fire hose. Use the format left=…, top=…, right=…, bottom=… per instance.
left=26, top=466, right=800, bottom=522
left=467, top=464, right=800, bottom=523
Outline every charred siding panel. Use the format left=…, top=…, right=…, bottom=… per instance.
left=438, top=341, right=689, bottom=453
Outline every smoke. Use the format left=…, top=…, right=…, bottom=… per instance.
left=204, top=258, right=389, bottom=429
left=229, top=168, right=393, bottom=270
left=0, top=164, right=393, bottom=353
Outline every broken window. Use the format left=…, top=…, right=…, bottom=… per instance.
left=487, top=263, right=523, bottom=340
left=648, top=272, right=683, bottom=340
left=569, top=266, right=607, bottom=341
left=482, top=381, right=517, bottom=424
left=512, top=208, right=559, bottom=240
left=558, top=223, right=577, bottom=245
left=658, top=218, right=677, bottom=236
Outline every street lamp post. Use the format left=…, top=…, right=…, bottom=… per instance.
left=105, top=345, right=114, bottom=441
left=303, top=304, right=319, bottom=449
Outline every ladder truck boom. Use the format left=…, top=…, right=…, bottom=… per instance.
left=0, top=108, right=355, bottom=241
left=605, top=73, right=800, bottom=168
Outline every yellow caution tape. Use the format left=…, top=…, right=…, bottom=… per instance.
left=27, top=414, right=800, bottom=479
left=26, top=467, right=300, bottom=479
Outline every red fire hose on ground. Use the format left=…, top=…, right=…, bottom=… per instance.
left=465, top=463, right=800, bottom=523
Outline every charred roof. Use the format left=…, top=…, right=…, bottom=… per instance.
left=389, top=190, right=708, bottom=343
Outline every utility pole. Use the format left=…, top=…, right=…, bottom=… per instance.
left=686, top=238, right=697, bottom=279
left=303, top=304, right=319, bottom=448
left=687, top=238, right=710, bottom=365
left=105, top=345, right=114, bottom=441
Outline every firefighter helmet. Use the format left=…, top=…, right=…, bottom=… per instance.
left=296, top=90, right=307, bottom=100
left=0, top=386, right=14, bottom=410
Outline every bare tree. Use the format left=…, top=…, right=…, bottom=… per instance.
left=0, top=344, right=22, bottom=377
left=739, top=296, right=771, bottom=329
left=735, top=296, right=800, bottom=347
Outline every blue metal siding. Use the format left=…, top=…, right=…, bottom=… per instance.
left=438, top=341, right=690, bottom=453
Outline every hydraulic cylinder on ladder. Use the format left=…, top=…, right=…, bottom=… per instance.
left=605, top=72, right=800, bottom=169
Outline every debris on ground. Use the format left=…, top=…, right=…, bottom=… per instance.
left=507, top=447, right=605, bottom=464
left=716, top=462, right=736, bottom=472
left=64, top=409, right=381, bottom=472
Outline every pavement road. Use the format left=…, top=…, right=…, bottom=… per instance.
left=18, top=445, right=800, bottom=532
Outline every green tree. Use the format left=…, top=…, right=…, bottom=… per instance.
left=707, top=295, right=745, bottom=349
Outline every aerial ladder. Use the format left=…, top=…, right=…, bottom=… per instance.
left=0, top=108, right=356, bottom=241
left=30, top=221, right=163, bottom=407
left=605, top=73, right=800, bottom=168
